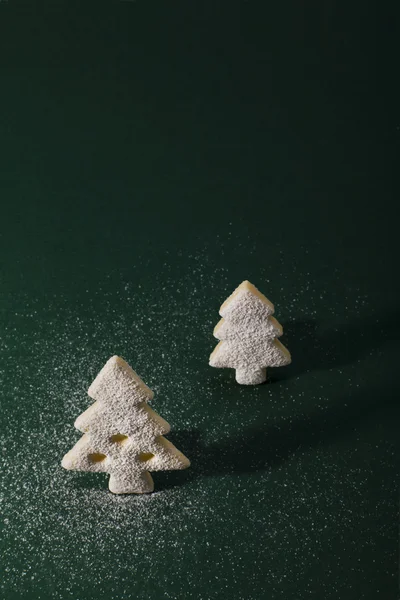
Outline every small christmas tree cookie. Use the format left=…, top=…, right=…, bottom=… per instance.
left=209, top=280, right=291, bottom=385
left=62, top=356, right=190, bottom=494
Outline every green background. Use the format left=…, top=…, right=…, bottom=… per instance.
left=0, top=2, right=398, bottom=599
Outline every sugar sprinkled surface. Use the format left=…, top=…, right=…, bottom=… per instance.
left=0, top=246, right=398, bottom=599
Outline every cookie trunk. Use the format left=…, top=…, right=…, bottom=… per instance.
left=108, top=472, right=154, bottom=494
left=235, top=367, right=267, bottom=385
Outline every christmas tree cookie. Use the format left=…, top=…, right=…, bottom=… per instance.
left=62, top=356, right=190, bottom=494
left=209, top=280, right=291, bottom=385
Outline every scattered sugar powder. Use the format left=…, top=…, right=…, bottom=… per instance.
left=0, top=244, right=397, bottom=599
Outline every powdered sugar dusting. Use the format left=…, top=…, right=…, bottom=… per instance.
left=0, top=244, right=397, bottom=599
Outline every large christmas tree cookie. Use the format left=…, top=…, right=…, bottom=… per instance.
left=62, top=356, right=190, bottom=494
left=209, top=280, right=291, bottom=385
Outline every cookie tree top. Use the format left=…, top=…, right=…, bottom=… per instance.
left=61, top=356, right=190, bottom=494
left=209, top=280, right=291, bottom=385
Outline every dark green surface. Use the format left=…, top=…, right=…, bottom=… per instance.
left=0, top=2, right=398, bottom=599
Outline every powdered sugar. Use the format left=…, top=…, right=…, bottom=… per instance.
left=1, top=244, right=393, bottom=600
